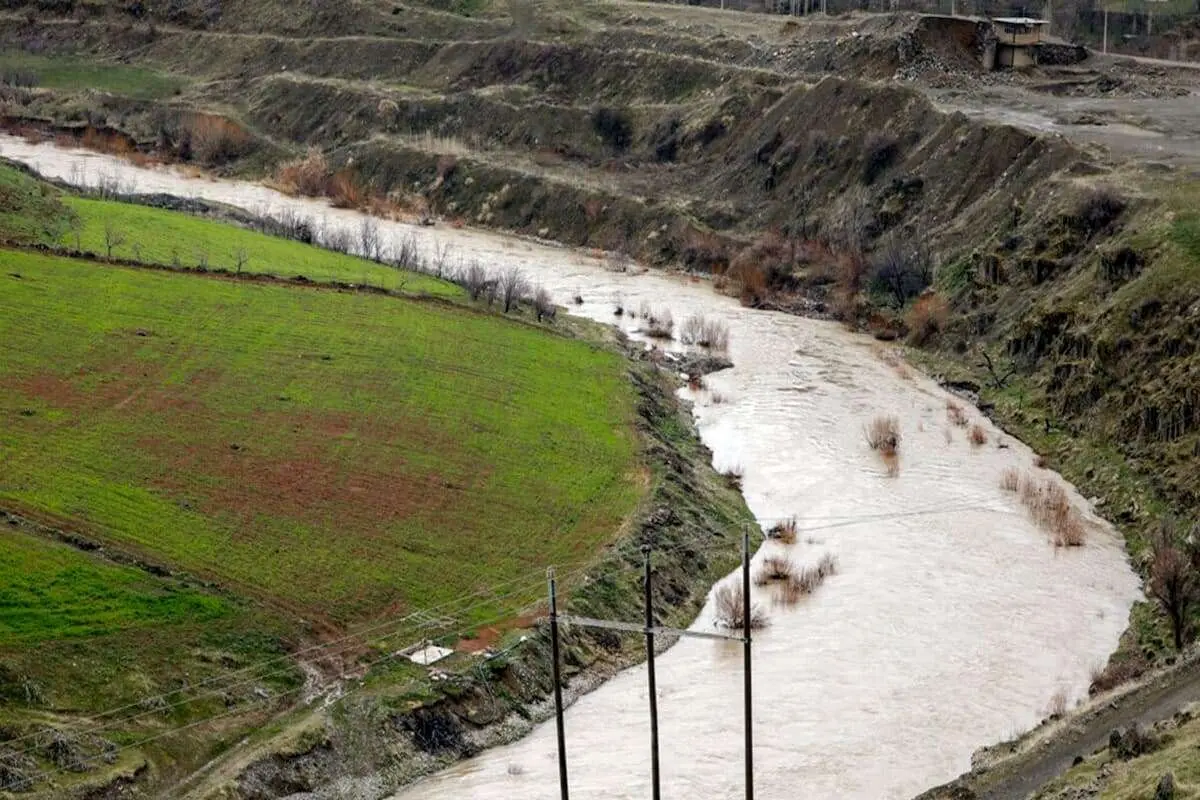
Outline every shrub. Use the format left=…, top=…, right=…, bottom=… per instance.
left=1149, top=520, right=1198, bottom=651
left=768, top=516, right=797, bottom=544
left=999, top=467, right=1021, bottom=493
left=1019, top=476, right=1087, bottom=548
left=722, top=463, right=744, bottom=490
left=754, top=556, right=795, bottom=586
left=185, top=114, right=252, bottom=166
left=1089, top=655, right=1148, bottom=695
left=273, top=148, right=330, bottom=197
left=1045, top=688, right=1069, bottom=718
left=862, top=133, right=900, bottom=184
left=968, top=423, right=988, bottom=447
left=713, top=579, right=767, bottom=631
left=864, top=415, right=901, bottom=456
left=1072, top=188, right=1126, bottom=236
left=946, top=399, right=969, bottom=427
left=680, top=314, right=731, bottom=352
left=591, top=106, right=633, bottom=152
left=328, top=170, right=364, bottom=209
left=905, top=293, right=949, bottom=346
left=533, top=286, right=556, bottom=323
left=644, top=308, right=674, bottom=339
left=870, top=237, right=932, bottom=308
left=498, top=267, right=530, bottom=313
left=778, top=553, right=837, bottom=605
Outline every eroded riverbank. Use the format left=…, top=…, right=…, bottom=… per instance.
left=0, top=135, right=1142, bottom=800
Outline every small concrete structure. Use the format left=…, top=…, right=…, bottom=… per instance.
left=990, top=17, right=1049, bottom=68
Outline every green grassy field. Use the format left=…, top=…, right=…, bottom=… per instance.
left=0, top=161, right=73, bottom=245
left=0, top=251, right=640, bottom=626
left=0, top=52, right=185, bottom=100
left=61, top=196, right=462, bottom=296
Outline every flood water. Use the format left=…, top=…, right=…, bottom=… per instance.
left=0, top=135, right=1142, bottom=799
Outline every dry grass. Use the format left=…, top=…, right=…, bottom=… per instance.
left=186, top=114, right=252, bottom=166
left=1089, top=655, right=1148, bottom=695
left=968, top=423, right=988, bottom=447
left=904, top=293, right=950, bottom=346
left=328, top=170, right=365, bottom=209
left=945, top=399, right=969, bottom=427
left=777, top=553, right=838, bottom=606
left=680, top=314, right=731, bottom=352
left=754, top=555, right=795, bottom=586
left=1018, top=476, right=1087, bottom=547
left=864, top=415, right=901, bottom=456
left=272, top=148, right=330, bottom=197
left=1045, top=687, right=1069, bottom=718
left=713, top=579, right=767, bottom=631
left=999, top=467, right=1022, bottom=493
left=768, top=516, right=797, bottom=544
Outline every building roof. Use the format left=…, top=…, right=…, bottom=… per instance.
left=993, top=16, right=1049, bottom=25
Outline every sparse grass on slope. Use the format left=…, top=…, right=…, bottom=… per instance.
left=0, top=252, right=640, bottom=626
left=61, top=196, right=462, bottom=297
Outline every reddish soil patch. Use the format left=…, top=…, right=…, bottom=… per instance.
left=456, top=611, right=542, bottom=654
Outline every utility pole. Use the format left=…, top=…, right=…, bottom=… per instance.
left=548, top=568, right=569, bottom=800
left=742, top=526, right=754, bottom=800
left=643, top=546, right=661, bottom=800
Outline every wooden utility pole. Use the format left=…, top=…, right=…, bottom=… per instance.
left=643, top=546, right=662, bottom=800
left=548, top=568, right=569, bottom=800
left=742, top=526, right=754, bottom=800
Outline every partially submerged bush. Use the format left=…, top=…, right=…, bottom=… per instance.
left=968, top=423, right=988, bottom=447
left=1019, top=476, right=1087, bottom=547
left=768, top=516, right=797, bottom=544
left=864, top=415, right=901, bottom=456
left=185, top=114, right=253, bottom=166
left=1089, top=655, right=1148, bottom=695
left=533, top=286, right=556, bottom=323
left=946, top=399, right=969, bottom=427
left=680, top=314, right=731, bottom=352
left=778, top=553, right=838, bottom=605
left=644, top=307, right=675, bottom=340
left=754, top=555, right=795, bottom=586
left=713, top=579, right=767, bottom=631
left=999, top=467, right=1022, bottom=493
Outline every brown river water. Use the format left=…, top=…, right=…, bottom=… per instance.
left=0, top=136, right=1142, bottom=800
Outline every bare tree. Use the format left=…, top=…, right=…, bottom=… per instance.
left=1150, top=520, right=1199, bottom=652
left=103, top=221, right=126, bottom=259
left=392, top=234, right=420, bottom=271
left=532, top=286, right=556, bottom=323
left=232, top=248, right=249, bottom=274
left=869, top=236, right=932, bottom=308
left=978, top=346, right=1017, bottom=390
left=430, top=240, right=453, bottom=279
left=498, top=267, right=530, bottom=313
left=460, top=261, right=489, bottom=301
left=359, top=217, right=381, bottom=262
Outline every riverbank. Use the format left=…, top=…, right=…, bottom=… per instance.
left=0, top=140, right=1141, bottom=799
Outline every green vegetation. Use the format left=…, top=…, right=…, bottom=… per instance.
left=0, top=162, right=73, bottom=245
left=0, top=528, right=227, bottom=646
left=0, top=52, right=185, bottom=100
left=61, top=195, right=462, bottom=296
left=0, top=251, right=639, bottom=625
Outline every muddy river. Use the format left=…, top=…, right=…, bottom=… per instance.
left=0, top=136, right=1142, bottom=799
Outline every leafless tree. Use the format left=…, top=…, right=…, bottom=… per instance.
left=498, top=267, right=530, bottom=313
left=460, top=261, right=489, bottom=301
left=1150, top=520, right=1199, bottom=652
left=359, top=217, right=381, bottom=262
left=533, top=286, right=556, bottom=323
left=978, top=347, right=1017, bottom=390
left=67, top=214, right=83, bottom=251
left=430, top=240, right=453, bottom=279
left=103, top=221, right=126, bottom=259
left=232, top=248, right=249, bottom=274
left=869, top=236, right=932, bottom=308
left=392, top=233, right=420, bottom=271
